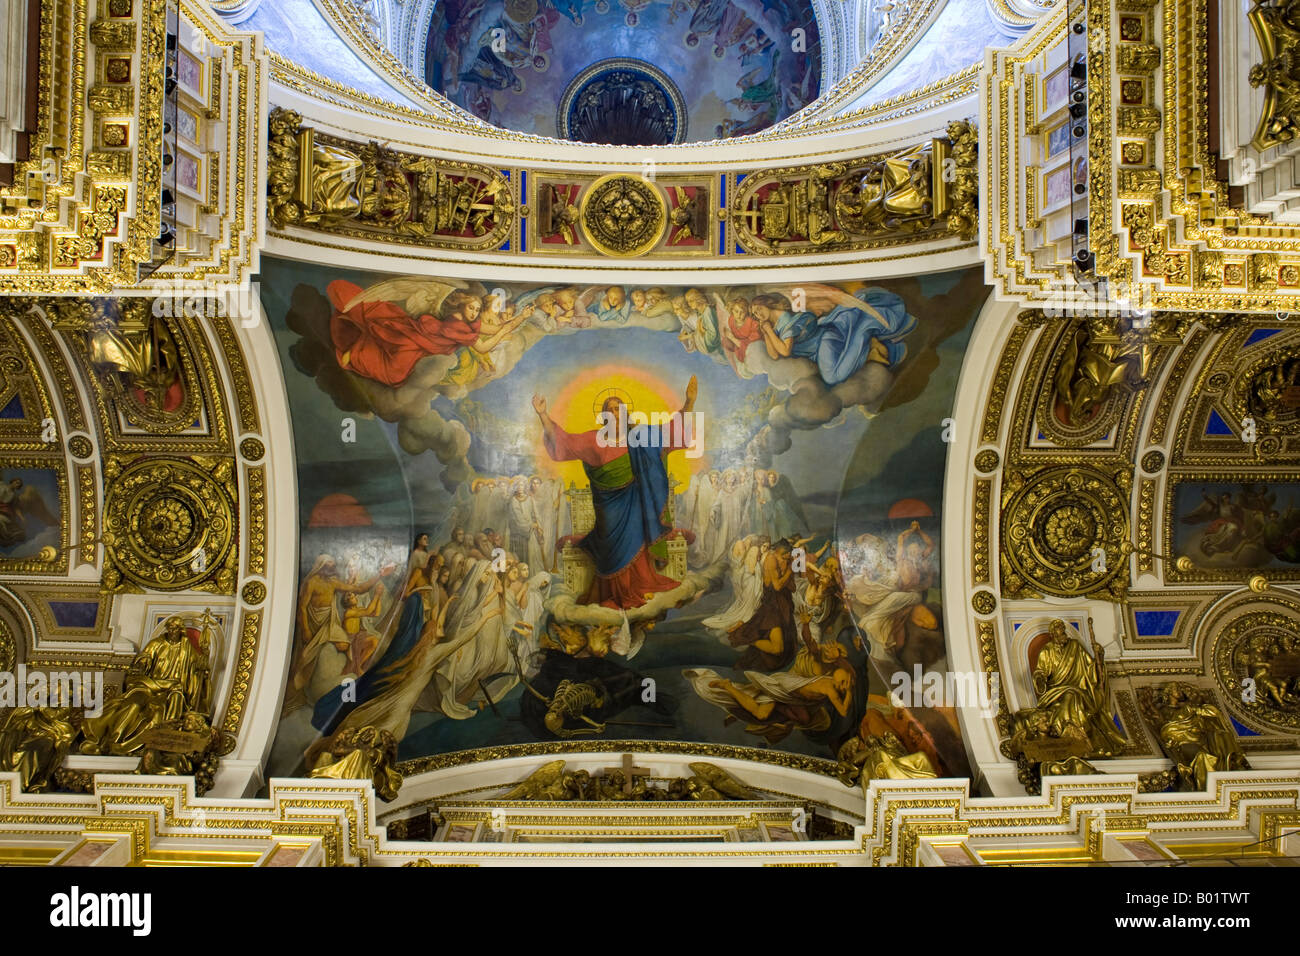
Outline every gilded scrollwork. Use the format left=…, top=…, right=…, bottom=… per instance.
left=1248, top=0, right=1300, bottom=150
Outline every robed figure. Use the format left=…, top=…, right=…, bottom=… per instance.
left=532, top=377, right=697, bottom=609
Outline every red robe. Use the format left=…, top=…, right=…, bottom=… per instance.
left=725, top=311, right=761, bottom=362
left=327, top=280, right=480, bottom=387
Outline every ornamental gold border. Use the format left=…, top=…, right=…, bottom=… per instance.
left=396, top=739, right=842, bottom=780
left=529, top=173, right=717, bottom=259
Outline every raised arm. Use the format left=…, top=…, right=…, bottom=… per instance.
left=532, top=394, right=557, bottom=444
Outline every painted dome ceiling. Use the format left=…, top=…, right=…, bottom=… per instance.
left=422, top=0, right=822, bottom=142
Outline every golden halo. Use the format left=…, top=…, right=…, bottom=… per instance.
left=593, top=386, right=634, bottom=420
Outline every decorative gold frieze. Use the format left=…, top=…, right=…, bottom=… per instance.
left=730, top=123, right=977, bottom=255
left=266, top=107, right=513, bottom=252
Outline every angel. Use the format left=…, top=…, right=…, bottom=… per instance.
left=582, top=285, right=632, bottom=324
left=0, top=476, right=57, bottom=548
left=674, top=288, right=721, bottom=355
left=747, top=283, right=916, bottom=388
left=514, top=285, right=590, bottom=331
left=667, top=186, right=705, bottom=243
left=713, top=293, right=762, bottom=372
left=325, top=278, right=528, bottom=388
left=443, top=292, right=536, bottom=385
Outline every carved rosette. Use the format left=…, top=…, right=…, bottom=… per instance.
left=579, top=174, right=667, bottom=257
left=1213, top=609, right=1300, bottom=731
left=1000, top=465, right=1131, bottom=599
left=102, top=457, right=237, bottom=593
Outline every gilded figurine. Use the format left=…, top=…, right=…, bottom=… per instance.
left=309, top=725, right=403, bottom=802
left=1029, top=618, right=1126, bottom=756
left=837, top=731, right=937, bottom=785
left=1052, top=321, right=1153, bottom=425
left=80, top=616, right=212, bottom=756
left=0, top=706, right=79, bottom=792
left=138, top=711, right=222, bottom=795
left=1139, top=682, right=1249, bottom=791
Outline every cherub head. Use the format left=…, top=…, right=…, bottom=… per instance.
left=605, top=286, right=625, bottom=308
left=554, top=288, right=578, bottom=312
left=630, top=289, right=647, bottom=311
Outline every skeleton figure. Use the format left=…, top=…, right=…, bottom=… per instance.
left=541, top=679, right=608, bottom=737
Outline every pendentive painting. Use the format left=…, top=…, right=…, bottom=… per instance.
left=261, top=257, right=988, bottom=780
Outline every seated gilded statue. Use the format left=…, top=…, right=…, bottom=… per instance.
left=310, top=725, right=403, bottom=802
left=0, top=706, right=78, bottom=792
left=1140, top=682, right=1249, bottom=792
left=80, top=616, right=212, bottom=756
left=1028, top=619, right=1126, bottom=757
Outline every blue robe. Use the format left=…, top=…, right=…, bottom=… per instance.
left=774, top=288, right=916, bottom=386
left=311, top=591, right=426, bottom=735
left=581, top=442, right=672, bottom=575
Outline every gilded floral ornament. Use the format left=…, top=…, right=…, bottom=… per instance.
left=579, top=174, right=668, bottom=257
left=1000, top=465, right=1131, bottom=599
left=101, top=457, right=237, bottom=593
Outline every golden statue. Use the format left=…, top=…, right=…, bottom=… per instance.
left=498, top=759, right=571, bottom=800
left=309, top=725, right=403, bottom=802
left=838, top=731, right=937, bottom=785
left=684, top=762, right=754, bottom=799
left=1140, top=682, right=1249, bottom=791
left=0, top=706, right=78, bottom=792
left=1052, top=322, right=1153, bottom=425
left=80, top=616, right=212, bottom=756
left=833, top=142, right=934, bottom=235
left=267, top=107, right=363, bottom=227
left=1028, top=618, right=1126, bottom=757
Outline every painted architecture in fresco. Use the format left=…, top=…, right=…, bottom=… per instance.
left=424, top=0, right=821, bottom=141
left=262, top=257, right=986, bottom=778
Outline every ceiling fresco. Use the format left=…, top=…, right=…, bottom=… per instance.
left=259, top=256, right=986, bottom=777
left=423, top=0, right=822, bottom=141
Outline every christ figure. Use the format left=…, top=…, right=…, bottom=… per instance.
left=531, top=376, right=697, bottom=609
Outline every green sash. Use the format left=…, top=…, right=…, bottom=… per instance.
left=586, top=453, right=633, bottom=490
